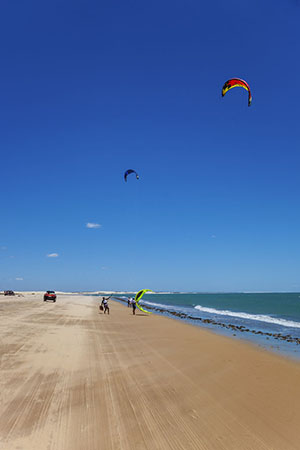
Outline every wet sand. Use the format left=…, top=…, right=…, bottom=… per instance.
left=1, top=293, right=300, bottom=450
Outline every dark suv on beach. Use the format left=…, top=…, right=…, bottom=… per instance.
left=44, top=291, right=56, bottom=302
left=4, top=290, right=15, bottom=296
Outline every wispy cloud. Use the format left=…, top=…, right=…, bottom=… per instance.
left=15, top=277, right=23, bottom=281
left=47, top=253, right=59, bottom=258
left=86, top=223, right=101, bottom=229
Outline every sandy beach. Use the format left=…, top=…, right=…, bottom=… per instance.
left=1, top=293, right=300, bottom=450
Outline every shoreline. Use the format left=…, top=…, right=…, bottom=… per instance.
left=111, top=295, right=300, bottom=360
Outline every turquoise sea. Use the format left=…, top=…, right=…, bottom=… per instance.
left=107, top=292, right=300, bottom=358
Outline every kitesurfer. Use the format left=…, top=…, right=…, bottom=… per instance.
left=131, top=298, right=136, bottom=315
left=101, top=297, right=110, bottom=315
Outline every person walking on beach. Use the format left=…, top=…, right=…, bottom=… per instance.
left=101, top=297, right=110, bottom=315
left=131, top=298, right=136, bottom=315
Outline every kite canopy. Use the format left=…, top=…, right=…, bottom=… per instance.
left=222, top=78, right=252, bottom=106
left=135, top=289, right=153, bottom=314
left=124, top=169, right=139, bottom=182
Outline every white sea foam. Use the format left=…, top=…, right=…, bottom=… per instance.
left=142, top=300, right=170, bottom=309
left=194, top=305, right=300, bottom=329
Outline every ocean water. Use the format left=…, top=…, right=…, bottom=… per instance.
left=109, top=292, right=300, bottom=358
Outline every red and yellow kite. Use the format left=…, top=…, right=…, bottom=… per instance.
left=222, top=78, right=252, bottom=106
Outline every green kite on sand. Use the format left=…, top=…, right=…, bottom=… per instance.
left=135, top=289, right=153, bottom=314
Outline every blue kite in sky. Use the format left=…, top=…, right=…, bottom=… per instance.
left=124, top=169, right=139, bottom=182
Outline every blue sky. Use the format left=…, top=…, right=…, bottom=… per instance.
left=1, top=0, right=300, bottom=292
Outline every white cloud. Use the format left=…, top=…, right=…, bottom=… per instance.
left=16, top=277, right=23, bottom=281
left=47, top=253, right=59, bottom=258
left=86, top=222, right=101, bottom=229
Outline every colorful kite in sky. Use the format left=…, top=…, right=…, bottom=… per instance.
left=124, top=169, right=139, bottom=182
left=222, top=78, right=252, bottom=106
left=135, top=289, right=153, bottom=314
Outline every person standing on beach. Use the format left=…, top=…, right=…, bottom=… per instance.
left=131, top=298, right=136, bottom=315
left=101, top=297, right=110, bottom=315
left=127, top=297, right=132, bottom=307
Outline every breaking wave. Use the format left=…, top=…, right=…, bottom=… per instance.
left=194, top=305, right=300, bottom=329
